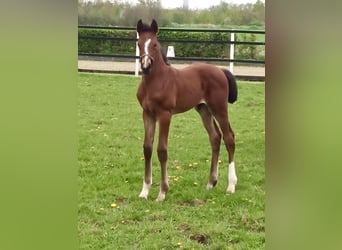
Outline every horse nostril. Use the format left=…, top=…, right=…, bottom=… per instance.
left=141, top=63, right=150, bottom=73
left=142, top=60, right=151, bottom=69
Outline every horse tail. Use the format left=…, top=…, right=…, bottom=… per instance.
left=222, top=69, right=238, bottom=103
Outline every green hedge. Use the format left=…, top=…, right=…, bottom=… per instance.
left=78, top=28, right=264, bottom=61
left=78, top=29, right=136, bottom=55
left=158, top=31, right=230, bottom=58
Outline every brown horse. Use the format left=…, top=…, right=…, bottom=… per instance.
left=136, top=19, right=238, bottom=201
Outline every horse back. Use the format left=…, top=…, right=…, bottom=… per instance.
left=180, top=63, right=229, bottom=98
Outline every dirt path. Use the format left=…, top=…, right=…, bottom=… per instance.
left=78, top=60, right=265, bottom=80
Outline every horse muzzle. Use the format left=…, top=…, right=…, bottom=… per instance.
left=140, top=54, right=154, bottom=74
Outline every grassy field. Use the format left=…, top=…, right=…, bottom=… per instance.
left=78, top=73, right=265, bottom=249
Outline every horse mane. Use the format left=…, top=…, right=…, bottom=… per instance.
left=161, top=48, right=171, bottom=65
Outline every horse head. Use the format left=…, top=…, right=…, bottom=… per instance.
left=136, top=19, right=159, bottom=74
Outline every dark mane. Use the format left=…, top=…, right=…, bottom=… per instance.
left=161, top=47, right=171, bottom=65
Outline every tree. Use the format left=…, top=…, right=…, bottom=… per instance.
left=78, top=0, right=264, bottom=28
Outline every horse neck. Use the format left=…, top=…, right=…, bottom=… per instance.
left=143, top=51, right=169, bottom=80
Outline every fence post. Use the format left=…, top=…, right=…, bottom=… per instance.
left=135, top=32, right=140, bottom=77
left=229, top=32, right=235, bottom=73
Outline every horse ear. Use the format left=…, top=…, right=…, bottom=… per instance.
left=137, top=19, right=143, bottom=33
left=151, top=19, right=158, bottom=34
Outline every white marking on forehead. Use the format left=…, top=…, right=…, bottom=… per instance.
left=144, top=38, right=151, bottom=55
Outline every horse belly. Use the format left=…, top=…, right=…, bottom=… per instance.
left=173, top=91, right=202, bottom=114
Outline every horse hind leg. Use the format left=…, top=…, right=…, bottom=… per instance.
left=213, top=111, right=237, bottom=194
left=195, top=104, right=221, bottom=190
left=156, top=111, right=172, bottom=201
left=225, top=123, right=237, bottom=194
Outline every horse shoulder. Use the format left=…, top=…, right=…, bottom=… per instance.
left=137, top=82, right=146, bottom=105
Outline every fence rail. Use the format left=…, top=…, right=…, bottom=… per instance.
left=78, top=35, right=265, bottom=46
left=78, top=53, right=265, bottom=64
left=78, top=25, right=265, bottom=77
left=78, top=25, right=265, bottom=34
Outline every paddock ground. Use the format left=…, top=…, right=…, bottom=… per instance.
left=78, top=74, right=265, bottom=249
left=78, top=59, right=265, bottom=81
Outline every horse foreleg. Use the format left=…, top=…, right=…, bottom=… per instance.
left=139, top=111, right=156, bottom=199
left=156, top=111, right=171, bottom=201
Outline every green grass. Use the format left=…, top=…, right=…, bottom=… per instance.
left=78, top=73, right=265, bottom=249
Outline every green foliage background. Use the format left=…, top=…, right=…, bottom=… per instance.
left=78, top=0, right=265, bottom=28
left=78, top=0, right=265, bottom=61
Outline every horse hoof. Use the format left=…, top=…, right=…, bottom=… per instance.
left=206, top=180, right=217, bottom=190
left=139, top=182, right=151, bottom=199
left=226, top=184, right=236, bottom=194
left=156, top=192, right=166, bottom=201
left=139, top=192, right=148, bottom=199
